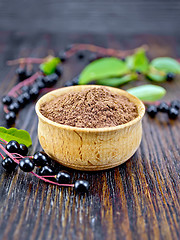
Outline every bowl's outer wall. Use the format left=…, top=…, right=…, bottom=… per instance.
left=38, top=117, right=142, bottom=170
left=36, top=85, right=144, bottom=170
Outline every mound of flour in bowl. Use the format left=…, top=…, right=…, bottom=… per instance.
left=40, top=87, right=138, bottom=128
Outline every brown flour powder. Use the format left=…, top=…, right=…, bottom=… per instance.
left=40, top=87, right=138, bottom=128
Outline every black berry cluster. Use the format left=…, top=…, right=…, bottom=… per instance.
left=64, top=75, right=80, bottom=87
left=2, top=67, right=62, bottom=126
left=16, top=67, right=34, bottom=82
left=1, top=140, right=89, bottom=193
left=147, top=100, right=180, bottom=119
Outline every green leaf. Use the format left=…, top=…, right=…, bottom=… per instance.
left=126, top=55, right=134, bottom=70
left=126, top=49, right=149, bottom=73
left=40, top=57, right=60, bottom=75
left=96, top=73, right=138, bottom=87
left=127, top=84, right=166, bottom=101
left=146, top=72, right=166, bottom=82
left=0, top=127, right=32, bottom=147
left=150, top=57, right=180, bottom=74
left=79, top=57, right=129, bottom=85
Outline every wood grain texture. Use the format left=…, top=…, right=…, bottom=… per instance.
left=0, top=0, right=180, bottom=35
left=0, top=31, right=179, bottom=240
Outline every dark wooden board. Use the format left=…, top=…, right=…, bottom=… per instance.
left=0, top=0, right=180, bottom=35
left=0, top=31, right=179, bottom=240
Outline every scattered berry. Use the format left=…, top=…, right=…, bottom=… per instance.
left=64, top=81, right=73, bottom=87
left=2, top=157, right=17, bottom=172
left=35, top=80, right=45, bottom=90
left=43, top=73, right=59, bottom=87
left=38, top=165, right=54, bottom=176
left=55, top=66, right=63, bottom=77
left=6, top=140, right=20, bottom=153
left=33, top=151, right=49, bottom=166
left=56, top=170, right=71, bottom=184
left=21, top=92, right=31, bottom=104
left=21, top=85, right=30, bottom=93
left=5, top=111, right=16, bottom=125
left=170, top=100, right=180, bottom=110
left=26, top=69, right=34, bottom=79
left=72, top=76, right=79, bottom=85
left=36, top=76, right=44, bottom=83
left=2, top=95, right=14, bottom=105
left=166, top=73, right=175, bottom=81
left=19, top=157, right=35, bottom=172
left=65, top=44, right=73, bottom=51
left=8, top=101, right=20, bottom=113
left=58, top=51, right=66, bottom=62
left=16, top=67, right=26, bottom=81
left=158, top=102, right=169, bottom=113
left=74, top=180, right=89, bottom=193
left=19, top=144, right=28, bottom=156
left=76, top=51, right=85, bottom=59
left=35, top=76, right=46, bottom=89
left=147, top=105, right=158, bottom=118
left=17, top=95, right=26, bottom=107
left=168, top=107, right=179, bottom=119
left=29, top=86, right=39, bottom=100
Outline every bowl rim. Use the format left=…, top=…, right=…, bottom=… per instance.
left=35, top=85, right=145, bottom=133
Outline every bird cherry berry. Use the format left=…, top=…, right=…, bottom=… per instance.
left=33, top=151, right=49, bottom=166
left=38, top=165, right=54, bottom=176
left=6, top=140, right=20, bottom=153
left=2, top=95, right=14, bottom=106
left=74, top=180, right=89, bottom=193
left=19, top=158, right=35, bottom=172
left=2, top=157, right=17, bottom=172
left=56, top=170, right=71, bottom=184
left=19, top=144, right=28, bottom=156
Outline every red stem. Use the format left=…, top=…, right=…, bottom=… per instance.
left=0, top=138, right=8, bottom=144
left=31, top=172, right=74, bottom=187
left=0, top=152, right=5, bottom=159
left=4, top=106, right=8, bottom=114
left=7, top=58, right=46, bottom=66
left=66, top=43, right=149, bottom=58
left=41, top=175, right=56, bottom=178
left=12, top=153, right=23, bottom=157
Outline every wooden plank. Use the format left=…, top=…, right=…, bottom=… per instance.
left=0, top=1, right=180, bottom=35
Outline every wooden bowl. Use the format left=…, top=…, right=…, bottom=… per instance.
left=35, top=85, right=145, bottom=171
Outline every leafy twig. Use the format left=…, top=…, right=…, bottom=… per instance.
left=66, top=43, right=149, bottom=58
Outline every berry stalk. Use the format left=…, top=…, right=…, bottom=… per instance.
left=0, top=152, right=5, bottom=159
left=31, top=172, right=74, bottom=187
left=66, top=43, right=149, bottom=58
left=7, top=58, right=46, bottom=66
